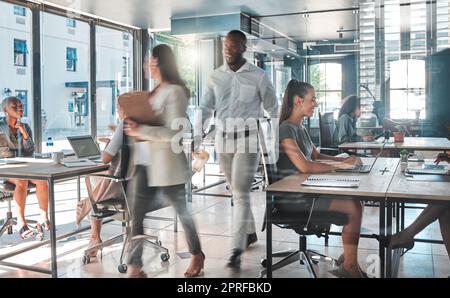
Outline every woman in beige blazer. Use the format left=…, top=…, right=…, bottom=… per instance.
left=124, top=44, right=204, bottom=278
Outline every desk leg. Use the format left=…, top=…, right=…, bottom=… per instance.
left=386, top=200, right=393, bottom=278
left=379, top=199, right=385, bottom=278
left=401, top=203, right=405, bottom=231
left=48, top=178, right=58, bottom=278
left=266, top=193, right=272, bottom=278
left=396, top=202, right=400, bottom=233
left=77, top=176, right=81, bottom=202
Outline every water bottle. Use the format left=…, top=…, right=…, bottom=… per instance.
left=46, top=137, right=54, bottom=154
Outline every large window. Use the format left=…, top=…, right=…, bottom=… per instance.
left=41, top=12, right=91, bottom=151
left=96, top=26, right=133, bottom=140
left=0, top=1, right=33, bottom=125
left=389, top=59, right=425, bottom=119
left=309, top=62, right=342, bottom=118
left=14, top=39, right=27, bottom=66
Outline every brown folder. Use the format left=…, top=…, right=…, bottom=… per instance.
left=117, top=91, right=162, bottom=126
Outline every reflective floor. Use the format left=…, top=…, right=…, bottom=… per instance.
left=0, top=169, right=449, bottom=278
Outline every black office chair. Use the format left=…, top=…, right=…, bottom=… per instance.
left=259, top=154, right=349, bottom=278
left=318, top=112, right=340, bottom=156
left=82, top=134, right=175, bottom=273
left=81, top=173, right=172, bottom=273
left=0, top=181, right=40, bottom=239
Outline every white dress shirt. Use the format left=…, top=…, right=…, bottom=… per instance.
left=195, top=60, right=278, bottom=136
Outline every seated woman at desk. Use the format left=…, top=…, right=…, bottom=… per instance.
left=278, top=80, right=366, bottom=278
left=390, top=153, right=450, bottom=258
left=0, top=96, right=49, bottom=239
left=76, top=102, right=129, bottom=259
left=336, top=95, right=374, bottom=144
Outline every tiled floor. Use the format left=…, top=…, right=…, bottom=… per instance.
left=0, top=171, right=449, bottom=278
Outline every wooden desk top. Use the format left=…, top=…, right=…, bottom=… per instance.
left=386, top=160, right=450, bottom=202
left=0, top=158, right=109, bottom=180
left=266, top=158, right=399, bottom=198
left=339, top=137, right=450, bottom=151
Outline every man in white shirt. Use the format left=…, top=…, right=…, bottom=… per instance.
left=195, top=30, right=278, bottom=269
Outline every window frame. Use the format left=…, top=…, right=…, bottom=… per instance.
left=388, top=58, right=426, bottom=120
left=308, top=61, right=343, bottom=118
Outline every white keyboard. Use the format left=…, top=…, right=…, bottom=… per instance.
left=302, top=175, right=361, bottom=188
left=60, top=158, right=97, bottom=167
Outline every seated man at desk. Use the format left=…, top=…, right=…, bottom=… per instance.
left=278, top=81, right=367, bottom=278
left=390, top=153, right=450, bottom=257
left=335, top=95, right=374, bottom=145
left=0, top=96, right=49, bottom=239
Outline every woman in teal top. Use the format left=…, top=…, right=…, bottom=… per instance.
left=277, top=81, right=367, bottom=278
left=336, top=95, right=374, bottom=144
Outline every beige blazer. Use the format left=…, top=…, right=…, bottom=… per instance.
left=134, top=84, right=189, bottom=187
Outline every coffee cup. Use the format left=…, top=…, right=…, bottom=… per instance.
left=52, top=152, right=64, bottom=164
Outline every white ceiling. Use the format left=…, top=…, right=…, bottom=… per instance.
left=44, top=0, right=360, bottom=41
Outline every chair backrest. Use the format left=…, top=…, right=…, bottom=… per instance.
left=319, top=112, right=337, bottom=148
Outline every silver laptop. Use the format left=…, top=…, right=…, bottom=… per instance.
left=336, top=158, right=377, bottom=173
left=67, top=135, right=102, bottom=161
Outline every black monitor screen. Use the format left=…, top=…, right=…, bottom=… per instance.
left=69, top=137, right=100, bottom=158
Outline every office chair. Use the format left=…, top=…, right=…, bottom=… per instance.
left=81, top=135, right=173, bottom=273
left=81, top=174, right=173, bottom=273
left=0, top=181, right=40, bottom=239
left=318, top=112, right=340, bottom=156
left=259, top=152, right=349, bottom=278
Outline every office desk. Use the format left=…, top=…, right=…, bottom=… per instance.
left=339, top=137, right=450, bottom=152
left=339, top=137, right=450, bottom=159
left=385, top=161, right=450, bottom=277
left=0, top=158, right=109, bottom=278
left=264, top=157, right=399, bottom=278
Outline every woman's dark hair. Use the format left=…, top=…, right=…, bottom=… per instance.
left=151, top=44, right=189, bottom=98
left=338, top=95, right=360, bottom=118
left=279, top=80, right=314, bottom=124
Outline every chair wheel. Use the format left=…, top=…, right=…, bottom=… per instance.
left=160, top=253, right=170, bottom=262
left=82, top=255, right=90, bottom=264
left=118, top=264, right=127, bottom=273
left=260, top=259, right=267, bottom=268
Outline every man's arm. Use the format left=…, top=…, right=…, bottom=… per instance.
left=194, top=76, right=216, bottom=150
left=259, top=73, right=278, bottom=119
